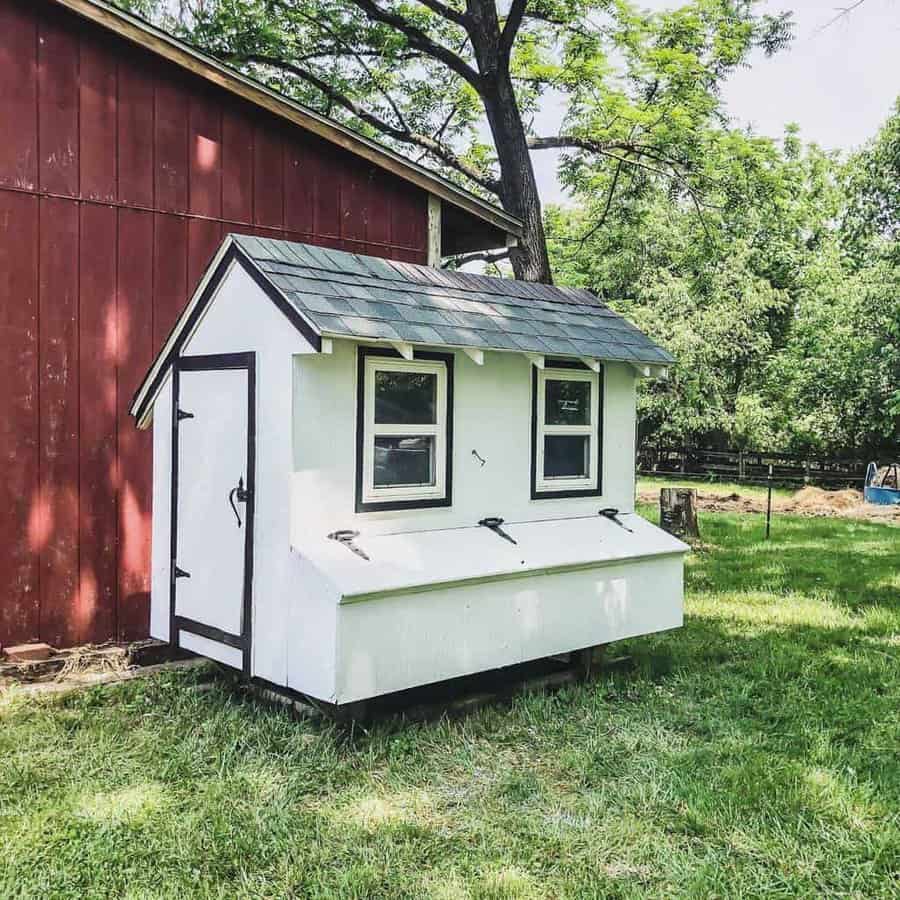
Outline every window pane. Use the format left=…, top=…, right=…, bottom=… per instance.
left=374, top=436, right=435, bottom=487
left=544, top=435, right=590, bottom=479
left=375, top=370, right=436, bottom=424
left=545, top=379, right=591, bottom=426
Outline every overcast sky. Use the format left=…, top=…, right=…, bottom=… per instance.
left=534, top=0, right=900, bottom=204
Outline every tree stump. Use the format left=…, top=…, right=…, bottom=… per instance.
left=659, top=488, right=700, bottom=540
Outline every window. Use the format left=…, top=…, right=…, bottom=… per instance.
left=532, top=363, right=602, bottom=498
left=356, top=347, right=453, bottom=511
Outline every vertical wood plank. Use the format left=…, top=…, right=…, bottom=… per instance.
left=38, top=196, right=80, bottom=647
left=0, top=2, right=38, bottom=191
left=283, top=140, right=314, bottom=235
left=188, top=217, right=223, bottom=293
left=253, top=124, right=283, bottom=227
left=79, top=35, right=117, bottom=202
left=188, top=92, right=222, bottom=218
left=116, top=207, right=154, bottom=640
left=365, top=168, right=392, bottom=256
left=391, top=183, right=427, bottom=254
left=312, top=147, right=341, bottom=239
left=154, top=76, right=189, bottom=213
left=117, top=57, right=155, bottom=207
left=0, top=191, right=39, bottom=645
left=340, top=164, right=368, bottom=250
left=78, top=203, right=118, bottom=642
left=222, top=105, right=253, bottom=224
left=153, top=213, right=188, bottom=350
left=38, top=13, right=80, bottom=197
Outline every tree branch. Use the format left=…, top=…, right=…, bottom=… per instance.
left=413, top=0, right=469, bottom=28
left=443, top=248, right=511, bottom=268
left=226, top=52, right=499, bottom=193
left=346, top=0, right=481, bottom=87
left=499, top=0, right=528, bottom=58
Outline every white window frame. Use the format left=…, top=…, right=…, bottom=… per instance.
left=361, top=355, right=448, bottom=506
left=534, top=366, right=601, bottom=495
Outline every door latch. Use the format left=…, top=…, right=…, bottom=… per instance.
left=478, top=516, right=518, bottom=545
left=229, top=476, right=249, bottom=527
left=174, top=565, right=191, bottom=579
left=598, top=507, right=633, bottom=533
left=328, top=529, right=370, bottom=561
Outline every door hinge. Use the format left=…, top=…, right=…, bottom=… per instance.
left=173, top=565, right=191, bottom=579
left=177, top=408, right=194, bottom=421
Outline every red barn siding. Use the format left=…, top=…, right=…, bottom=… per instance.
left=0, top=0, right=429, bottom=648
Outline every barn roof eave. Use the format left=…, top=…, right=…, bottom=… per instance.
left=51, top=0, right=522, bottom=243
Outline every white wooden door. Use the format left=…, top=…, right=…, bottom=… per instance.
left=172, top=354, right=255, bottom=671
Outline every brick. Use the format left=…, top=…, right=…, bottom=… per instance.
left=2, top=642, right=54, bottom=662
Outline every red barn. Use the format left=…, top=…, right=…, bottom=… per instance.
left=0, top=0, right=518, bottom=649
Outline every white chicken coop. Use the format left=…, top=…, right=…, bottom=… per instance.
left=130, top=235, right=687, bottom=707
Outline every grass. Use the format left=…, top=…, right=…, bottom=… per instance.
left=2, top=509, right=899, bottom=899
left=638, top=474, right=796, bottom=499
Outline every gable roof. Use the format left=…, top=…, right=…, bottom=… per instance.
left=51, top=0, right=520, bottom=240
left=130, top=234, right=674, bottom=426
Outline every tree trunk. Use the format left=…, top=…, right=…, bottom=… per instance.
left=659, top=488, right=700, bottom=540
left=466, top=0, right=552, bottom=283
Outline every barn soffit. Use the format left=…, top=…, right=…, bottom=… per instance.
left=50, top=0, right=521, bottom=243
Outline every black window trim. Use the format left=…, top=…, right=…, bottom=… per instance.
left=530, top=358, right=604, bottom=500
left=355, top=345, right=455, bottom=513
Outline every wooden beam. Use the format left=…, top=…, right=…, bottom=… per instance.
left=526, top=353, right=545, bottom=369
left=390, top=341, right=414, bottom=360
left=427, top=195, right=442, bottom=267
left=580, top=357, right=601, bottom=372
left=461, top=347, right=484, bottom=365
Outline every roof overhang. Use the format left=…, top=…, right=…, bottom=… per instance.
left=51, top=0, right=522, bottom=242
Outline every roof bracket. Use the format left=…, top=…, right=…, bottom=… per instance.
left=390, top=341, right=414, bottom=361
left=320, top=337, right=333, bottom=355
left=462, top=347, right=484, bottom=366
left=631, top=363, right=652, bottom=378
left=525, top=353, right=545, bottom=370
left=581, top=357, right=601, bottom=373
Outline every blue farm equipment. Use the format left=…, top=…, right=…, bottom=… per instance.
left=864, top=462, right=900, bottom=505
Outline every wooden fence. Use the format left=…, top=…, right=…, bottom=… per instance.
left=637, top=446, right=870, bottom=487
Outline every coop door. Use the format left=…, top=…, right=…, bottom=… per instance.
left=171, top=354, right=255, bottom=674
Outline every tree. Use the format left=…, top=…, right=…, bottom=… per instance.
left=117, top=0, right=791, bottom=282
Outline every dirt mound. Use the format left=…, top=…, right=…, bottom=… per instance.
left=790, top=486, right=862, bottom=512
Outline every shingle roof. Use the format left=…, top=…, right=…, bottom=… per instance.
left=232, top=234, right=674, bottom=365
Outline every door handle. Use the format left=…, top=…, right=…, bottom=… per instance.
left=228, top=476, right=248, bottom=527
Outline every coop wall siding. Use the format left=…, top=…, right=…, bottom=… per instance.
left=0, top=0, right=429, bottom=648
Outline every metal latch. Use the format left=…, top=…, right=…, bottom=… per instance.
left=328, top=529, right=370, bottom=561
left=174, top=565, right=191, bottom=579
left=229, top=476, right=249, bottom=527
left=177, top=408, right=194, bottom=421
left=478, top=517, right=517, bottom=545
left=598, top=507, right=633, bottom=532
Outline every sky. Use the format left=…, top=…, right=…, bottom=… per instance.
left=533, top=0, right=900, bottom=205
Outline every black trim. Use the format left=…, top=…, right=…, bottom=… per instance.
left=355, top=345, right=454, bottom=513
left=170, top=351, right=257, bottom=678
left=132, top=242, right=321, bottom=424
left=174, top=616, right=246, bottom=651
left=530, top=362, right=604, bottom=500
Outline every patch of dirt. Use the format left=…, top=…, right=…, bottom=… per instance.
left=638, top=486, right=900, bottom=524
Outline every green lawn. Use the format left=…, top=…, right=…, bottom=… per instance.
left=2, top=510, right=899, bottom=899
